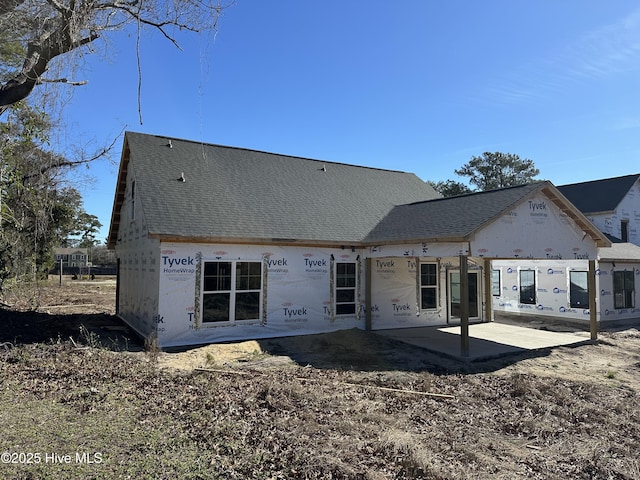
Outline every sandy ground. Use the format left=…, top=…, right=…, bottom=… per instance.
left=4, top=277, right=639, bottom=392
left=157, top=324, right=640, bottom=395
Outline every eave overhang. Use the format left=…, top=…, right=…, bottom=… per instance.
left=541, top=184, right=611, bottom=248
left=148, top=233, right=468, bottom=250
left=107, top=136, right=130, bottom=249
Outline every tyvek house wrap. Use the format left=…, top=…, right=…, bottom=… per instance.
left=157, top=243, right=361, bottom=347
left=153, top=241, right=470, bottom=347
left=472, top=194, right=599, bottom=260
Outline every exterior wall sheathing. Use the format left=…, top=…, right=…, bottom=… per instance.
left=587, top=179, right=640, bottom=245
left=154, top=242, right=468, bottom=348
left=113, top=172, right=160, bottom=341
left=114, top=185, right=640, bottom=347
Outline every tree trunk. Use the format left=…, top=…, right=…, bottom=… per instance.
left=0, top=17, right=97, bottom=116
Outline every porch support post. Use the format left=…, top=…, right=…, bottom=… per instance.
left=460, top=255, right=470, bottom=357
left=483, top=257, right=492, bottom=323
left=365, top=257, right=372, bottom=331
left=588, top=259, right=597, bottom=342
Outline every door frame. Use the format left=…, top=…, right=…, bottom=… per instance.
left=447, top=268, right=482, bottom=323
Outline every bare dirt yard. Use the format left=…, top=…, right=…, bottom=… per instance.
left=0, top=278, right=639, bottom=479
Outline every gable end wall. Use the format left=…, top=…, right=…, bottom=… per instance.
left=587, top=179, right=640, bottom=245
left=113, top=167, right=160, bottom=340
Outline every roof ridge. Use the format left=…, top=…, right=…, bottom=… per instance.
left=125, top=130, right=414, bottom=175
left=558, top=173, right=640, bottom=188
left=111, top=131, right=440, bottom=246
left=404, top=181, right=544, bottom=206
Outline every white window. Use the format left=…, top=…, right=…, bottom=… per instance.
left=335, top=262, right=357, bottom=315
left=202, top=261, right=262, bottom=323
left=420, top=263, right=438, bottom=309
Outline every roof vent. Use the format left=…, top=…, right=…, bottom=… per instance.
left=167, top=140, right=173, bottom=148
left=178, top=172, right=185, bottom=182
left=320, top=164, right=326, bottom=172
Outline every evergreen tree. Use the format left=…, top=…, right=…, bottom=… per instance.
left=455, top=152, right=540, bottom=191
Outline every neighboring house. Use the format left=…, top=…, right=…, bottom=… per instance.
left=558, top=174, right=640, bottom=245
left=108, top=132, right=636, bottom=348
left=53, top=248, right=89, bottom=269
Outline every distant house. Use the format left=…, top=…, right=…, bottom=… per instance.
left=53, top=248, right=89, bottom=269
left=108, top=132, right=638, bottom=348
left=558, top=174, right=640, bottom=245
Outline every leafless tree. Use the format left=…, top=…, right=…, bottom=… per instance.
left=0, top=0, right=228, bottom=117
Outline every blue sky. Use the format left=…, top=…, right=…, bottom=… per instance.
left=53, top=1, right=640, bottom=243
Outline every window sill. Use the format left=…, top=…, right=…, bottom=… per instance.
left=201, top=320, right=262, bottom=328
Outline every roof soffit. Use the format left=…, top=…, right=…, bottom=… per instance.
left=540, top=184, right=611, bottom=248
left=107, top=135, right=131, bottom=249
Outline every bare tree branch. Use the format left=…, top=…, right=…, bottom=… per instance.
left=0, top=11, right=100, bottom=116
left=21, top=127, right=123, bottom=181
left=38, top=77, right=88, bottom=85
left=0, top=0, right=229, bottom=117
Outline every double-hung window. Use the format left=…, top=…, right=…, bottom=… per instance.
left=519, top=270, right=536, bottom=305
left=335, top=262, right=357, bottom=315
left=420, top=263, right=438, bottom=309
left=613, top=270, right=635, bottom=309
left=202, top=261, right=262, bottom=323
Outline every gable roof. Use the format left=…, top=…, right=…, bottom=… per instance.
left=365, top=181, right=608, bottom=246
left=108, top=132, right=609, bottom=250
left=108, top=132, right=440, bottom=247
left=365, top=183, right=543, bottom=243
left=54, top=248, right=88, bottom=255
left=557, top=174, right=640, bottom=214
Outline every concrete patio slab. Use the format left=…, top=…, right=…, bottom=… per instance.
left=374, top=322, right=592, bottom=361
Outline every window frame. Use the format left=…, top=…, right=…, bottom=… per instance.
left=335, top=262, right=357, bottom=316
left=519, top=269, right=536, bottom=305
left=621, top=220, right=629, bottom=242
left=201, top=260, right=263, bottom=324
left=420, top=263, right=438, bottom=310
left=613, top=270, right=635, bottom=309
left=569, top=270, right=589, bottom=308
left=491, top=269, right=501, bottom=297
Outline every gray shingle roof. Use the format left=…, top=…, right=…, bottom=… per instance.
left=108, top=133, right=610, bottom=249
left=115, top=132, right=441, bottom=244
left=365, top=183, right=545, bottom=243
left=557, top=174, right=640, bottom=214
